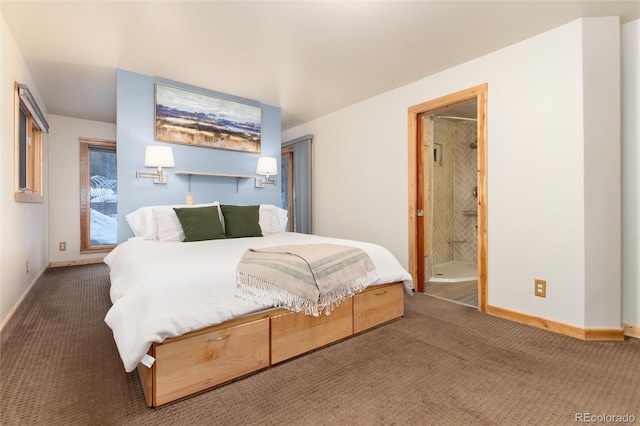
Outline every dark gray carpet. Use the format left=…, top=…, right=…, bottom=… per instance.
left=1, top=264, right=639, bottom=425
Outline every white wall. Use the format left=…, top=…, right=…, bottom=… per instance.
left=283, top=18, right=626, bottom=330
left=582, top=18, right=621, bottom=328
left=622, top=20, right=639, bottom=328
left=0, top=12, right=49, bottom=327
left=47, top=115, right=116, bottom=264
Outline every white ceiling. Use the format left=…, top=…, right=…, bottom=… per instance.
left=2, top=1, right=638, bottom=130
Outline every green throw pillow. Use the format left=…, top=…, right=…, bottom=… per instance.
left=173, top=206, right=226, bottom=242
left=220, top=205, right=263, bottom=238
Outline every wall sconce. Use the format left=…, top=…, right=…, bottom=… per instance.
left=256, top=156, right=277, bottom=187
left=136, top=146, right=175, bottom=184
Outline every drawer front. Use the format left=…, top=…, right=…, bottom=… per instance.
left=271, top=297, right=353, bottom=364
left=353, top=283, right=404, bottom=334
left=154, top=317, right=270, bottom=406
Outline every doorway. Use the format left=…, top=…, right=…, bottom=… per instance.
left=281, top=135, right=313, bottom=234
left=407, top=84, right=488, bottom=311
left=425, top=104, right=478, bottom=307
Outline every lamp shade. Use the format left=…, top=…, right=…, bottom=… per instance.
left=144, top=146, right=175, bottom=168
left=256, top=157, right=278, bottom=176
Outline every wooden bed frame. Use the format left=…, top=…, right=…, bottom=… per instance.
left=136, top=282, right=405, bottom=407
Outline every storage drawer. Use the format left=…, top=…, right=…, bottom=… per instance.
left=271, top=297, right=353, bottom=364
left=153, top=317, right=270, bottom=406
left=353, top=282, right=404, bottom=334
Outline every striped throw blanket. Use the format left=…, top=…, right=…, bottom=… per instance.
left=236, top=244, right=379, bottom=316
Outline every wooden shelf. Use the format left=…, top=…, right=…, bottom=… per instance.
left=174, top=171, right=255, bottom=179
left=174, top=171, right=256, bottom=192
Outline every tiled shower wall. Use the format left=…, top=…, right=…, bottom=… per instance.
left=453, top=121, right=478, bottom=264
left=432, top=119, right=454, bottom=266
left=432, top=119, right=477, bottom=267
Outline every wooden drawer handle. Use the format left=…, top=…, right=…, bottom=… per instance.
left=207, top=334, right=231, bottom=343
left=375, top=290, right=387, bottom=296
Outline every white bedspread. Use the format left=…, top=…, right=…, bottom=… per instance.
left=103, top=232, right=413, bottom=372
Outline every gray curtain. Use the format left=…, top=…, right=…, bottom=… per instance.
left=282, top=135, right=313, bottom=234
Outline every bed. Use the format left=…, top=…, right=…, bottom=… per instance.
left=104, top=203, right=413, bottom=407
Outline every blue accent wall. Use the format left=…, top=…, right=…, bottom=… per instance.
left=116, top=69, right=281, bottom=242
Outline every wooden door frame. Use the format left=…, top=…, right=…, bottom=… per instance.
left=407, top=83, right=488, bottom=311
left=281, top=146, right=294, bottom=232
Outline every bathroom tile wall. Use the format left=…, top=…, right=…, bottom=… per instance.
left=453, top=121, right=478, bottom=264
left=432, top=119, right=455, bottom=266
left=432, top=119, right=478, bottom=268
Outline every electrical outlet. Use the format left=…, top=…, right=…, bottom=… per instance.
left=25, top=260, right=29, bottom=274
left=59, top=242, right=66, bottom=251
left=535, top=279, right=546, bottom=298
left=185, top=193, right=194, bottom=205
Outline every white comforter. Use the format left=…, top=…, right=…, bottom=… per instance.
left=104, top=232, right=413, bottom=372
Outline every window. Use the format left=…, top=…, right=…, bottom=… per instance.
left=80, top=138, right=117, bottom=253
left=15, top=82, right=48, bottom=203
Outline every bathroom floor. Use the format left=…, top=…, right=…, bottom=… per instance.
left=425, top=261, right=478, bottom=308
left=424, top=280, right=478, bottom=308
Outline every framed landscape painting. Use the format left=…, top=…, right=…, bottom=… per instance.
left=154, top=83, right=261, bottom=153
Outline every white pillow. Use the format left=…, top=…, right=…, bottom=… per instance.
left=153, top=207, right=185, bottom=242
left=276, top=206, right=288, bottom=231
left=125, top=206, right=157, bottom=240
left=259, top=204, right=288, bottom=235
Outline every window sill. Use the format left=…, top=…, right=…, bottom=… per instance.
left=80, top=245, right=116, bottom=254
left=15, top=191, right=43, bottom=203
